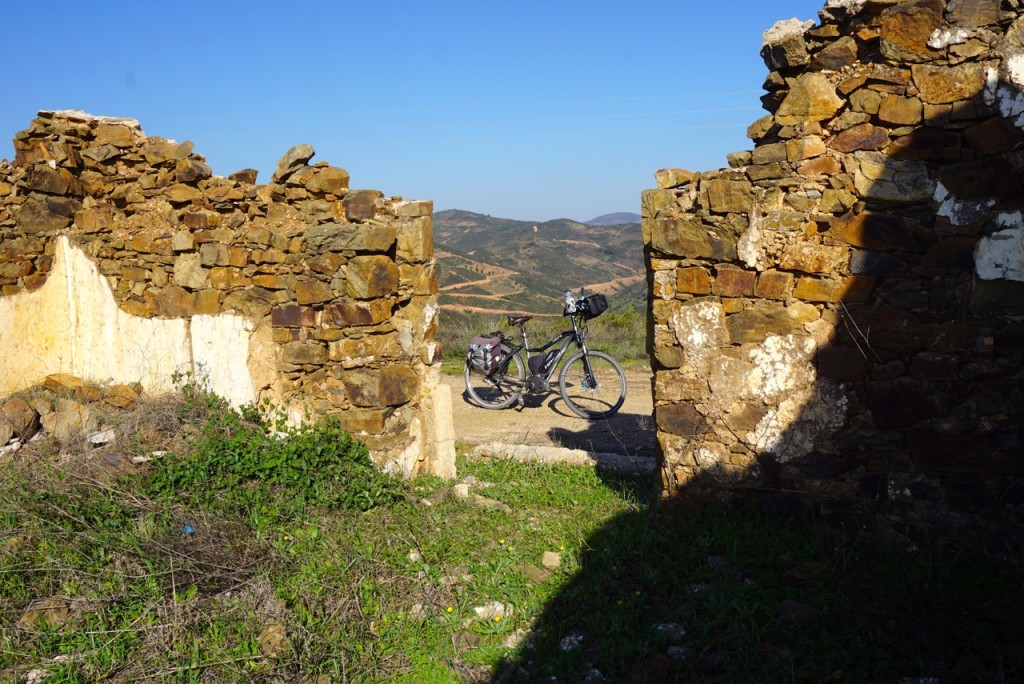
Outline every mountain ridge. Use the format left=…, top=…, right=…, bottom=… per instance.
left=432, top=209, right=645, bottom=316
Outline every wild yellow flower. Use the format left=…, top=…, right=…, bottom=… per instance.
left=494, top=616, right=502, bottom=622
left=446, top=606, right=454, bottom=613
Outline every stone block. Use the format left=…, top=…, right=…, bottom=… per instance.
left=964, top=117, right=1022, bottom=156
left=786, top=136, right=825, bottom=161
left=946, top=0, right=1000, bottom=28
left=342, top=366, right=419, bottom=408
left=704, top=178, right=753, bottom=214
left=396, top=217, right=433, bottom=263
left=305, top=166, right=350, bottom=195
left=209, top=267, right=247, bottom=290
left=755, top=270, right=794, bottom=300
left=911, top=62, right=986, bottom=104
left=793, top=277, right=842, bottom=303
left=271, top=304, right=317, bottom=328
left=400, top=262, right=438, bottom=296
left=849, top=88, right=881, bottom=114
left=828, top=211, right=922, bottom=251
left=879, top=0, right=944, bottom=63
left=831, top=124, right=889, bottom=153
left=146, top=285, right=195, bottom=317
left=305, top=222, right=397, bottom=253
left=816, top=346, right=869, bottom=380
left=327, top=299, right=394, bottom=326
left=329, top=333, right=402, bottom=362
left=334, top=407, right=390, bottom=434
left=651, top=217, right=737, bottom=261
left=346, top=255, right=400, bottom=299
left=849, top=250, right=908, bottom=277
left=725, top=306, right=810, bottom=343
left=2, top=397, right=39, bottom=440
left=655, top=168, right=695, bottom=189
left=164, top=183, right=204, bottom=203
left=656, top=402, right=711, bottom=437
left=809, top=35, right=858, bottom=70
left=780, top=243, right=848, bottom=275
left=130, top=235, right=173, bottom=256
left=173, top=253, right=208, bottom=290
left=851, top=150, right=933, bottom=201
left=937, top=158, right=1021, bottom=201
left=281, top=341, right=328, bottom=365
left=712, top=267, right=756, bottom=297
left=392, top=200, right=433, bottom=217
left=194, top=289, right=221, bottom=314
left=751, top=142, right=788, bottom=165
left=343, top=189, right=383, bottom=220
left=17, top=193, right=80, bottom=234
left=878, top=95, right=923, bottom=125
left=295, top=279, right=335, bottom=305
left=775, top=73, right=843, bottom=125
left=676, top=267, right=711, bottom=295
left=798, top=156, right=842, bottom=177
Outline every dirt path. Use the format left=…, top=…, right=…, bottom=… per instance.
left=442, top=366, right=656, bottom=458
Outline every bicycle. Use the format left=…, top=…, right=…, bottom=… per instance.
left=464, top=289, right=627, bottom=419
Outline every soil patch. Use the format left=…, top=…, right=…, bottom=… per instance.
left=442, top=367, right=656, bottom=458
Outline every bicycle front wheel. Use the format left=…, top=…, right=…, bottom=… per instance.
left=464, top=344, right=525, bottom=410
left=559, top=350, right=627, bottom=419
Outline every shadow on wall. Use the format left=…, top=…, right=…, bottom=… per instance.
left=490, top=1, right=1024, bottom=681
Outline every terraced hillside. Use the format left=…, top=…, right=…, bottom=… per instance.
left=433, top=209, right=645, bottom=316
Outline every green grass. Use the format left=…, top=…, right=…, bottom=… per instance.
left=2, top=390, right=1022, bottom=682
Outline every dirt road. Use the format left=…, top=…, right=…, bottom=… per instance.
left=442, top=367, right=656, bottom=458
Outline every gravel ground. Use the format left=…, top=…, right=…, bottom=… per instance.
left=442, top=367, right=656, bottom=459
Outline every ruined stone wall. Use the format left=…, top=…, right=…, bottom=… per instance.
left=0, top=110, right=454, bottom=478
left=645, top=0, right=1024, bottom=517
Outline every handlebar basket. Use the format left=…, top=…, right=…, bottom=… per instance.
left=579, top=294, right=608, bottom=320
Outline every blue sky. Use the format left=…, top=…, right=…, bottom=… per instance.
left=2, top=1, right=825, bottom=222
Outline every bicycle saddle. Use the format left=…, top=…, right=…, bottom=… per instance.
left=507, top=315, right=533, bottom=325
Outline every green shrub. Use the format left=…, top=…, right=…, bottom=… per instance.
left=145, top=384, right=402, bottom=527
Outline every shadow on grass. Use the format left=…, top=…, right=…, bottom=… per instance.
left=492, top=477, right=1024, bottom=683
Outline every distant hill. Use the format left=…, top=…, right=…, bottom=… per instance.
left=584, top=212, right=641, bottom=226
left=433, top=209, right=645, bottom=316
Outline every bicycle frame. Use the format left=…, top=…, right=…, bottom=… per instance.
left=497, top=313, right=592, bottom=388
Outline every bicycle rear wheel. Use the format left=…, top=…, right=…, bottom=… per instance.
left=558, top=350, right=626, bottom=419
left=464, top=344, right=525, bottom=409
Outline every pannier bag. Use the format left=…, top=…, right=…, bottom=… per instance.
left=580, top=294, right=609, bottom=319
left=467, top=335, right=502, bottom=375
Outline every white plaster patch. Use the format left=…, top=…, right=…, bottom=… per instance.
left=984, top=67, right=999, bottom=107
left=670, top=300, right=728, bottom=352
left=986, top=62, right=1024, bottom=126
left=191, top=314, right=257, bottom=407
left=927, top=28, right=973, bottom=49
left=1007, top=53, right=1024, bottom=92
left=975, top=226, right=1024, bottom=281
left=0, top=236, right=262, bottom=405
left=746, top=381, right=848, bottom=461
left=745, top=334, right=817, bottom=404
left=737, top=213, right=763, bottom=269
left=934, top=181, right=995, bottom=227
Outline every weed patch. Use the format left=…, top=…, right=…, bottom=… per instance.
left=145, top=384, right=402, bottom=528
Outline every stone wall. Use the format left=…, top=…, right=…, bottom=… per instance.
left=645, top=0, right=1024, bottom=518
left=0, top=110, right=454, bottom=479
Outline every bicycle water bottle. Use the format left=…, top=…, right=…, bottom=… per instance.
left=563, top=289, right=576, bottom=314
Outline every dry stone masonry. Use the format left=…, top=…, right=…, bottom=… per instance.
left=0, top=110, right=454, bottom=478
left=645, top=0, right=1024, bottom=519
